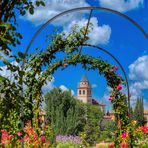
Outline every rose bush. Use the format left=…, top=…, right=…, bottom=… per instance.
left=0, top=121, right=50, bottom=147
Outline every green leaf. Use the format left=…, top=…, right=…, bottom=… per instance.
left=29, top=7, right=34, bottom=14
left=18, top=52, right=25, bottom=59
left=20, top=10, right=26, bottom=16
left=0, top=75, right=7, bottom=81
left=3, top=59, right=10, bottom=65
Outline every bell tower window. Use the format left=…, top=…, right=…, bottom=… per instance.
left=83, top=90, right=85, bottom=94
left=79, top=90, right=81, bottom=95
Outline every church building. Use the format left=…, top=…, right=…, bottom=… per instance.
left=77, top=75, right=106, bottom=114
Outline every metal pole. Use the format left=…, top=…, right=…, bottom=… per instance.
left=83, top=44, right=131, bottom=115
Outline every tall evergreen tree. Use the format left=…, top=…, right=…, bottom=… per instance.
left=45, top=88, right=86, bottom=142
left=133, top=96, right=146, bottom=126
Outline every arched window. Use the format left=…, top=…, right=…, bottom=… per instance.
left=79, top=90, right=81, bottom=95
left=83, top=90, right=85, bottom=94
left=87, top=90, right=89, bottom=95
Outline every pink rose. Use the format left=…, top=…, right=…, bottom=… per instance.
left=108, top=96, right=113, bottom=101
left=116, top=85, right=122, bottom=91
left=41, top=136, right=45, bottom=142
left=17, top=132, right=22, bottom=137
left=120, top=142, right=128, bottom=148
left=122, top=131, right=129, bottom=138
left=114, top=66, right=118, bottom=70
left=141, top=126, right=148, bottom=134
left=109, top=69, right=114, bottom=73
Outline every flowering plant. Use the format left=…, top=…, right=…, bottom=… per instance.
left=117, top=124, right=148, bottom=147
left=56, top=135, right=82, bottom=145
left=55, top=135, right=82, bottom=147
left=0, top=121, right=50, bottom=147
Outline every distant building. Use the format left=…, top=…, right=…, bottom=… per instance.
left=77, top=75, right=106, bottom=114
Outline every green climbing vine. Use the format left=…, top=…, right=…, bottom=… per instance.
left=1, top=24, right=130, bottom=146
left=24, top=24, right=129, bottom=145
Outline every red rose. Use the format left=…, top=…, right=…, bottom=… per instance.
left=114, top=66, right=118, bottom=70
left=109, top=69, right=114, bottom=73
left=116, top=85, right=122, bottom=91
left=108, top=96, right=113, bottom=101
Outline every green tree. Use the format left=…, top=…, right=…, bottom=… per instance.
left=133, top=96, right=146, bottom=126
left=82, top=104, right=103, bottom=146
left=45, top=88, right=86, bottom=142
left=99, top=120, right=117, bottom=142
left=0, top=0, right=45, bottom=55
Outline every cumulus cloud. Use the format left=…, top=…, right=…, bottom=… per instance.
left=60, top=85, right=75, bottom=96
left=128, top=55, right=148, bottom=107
left=23, top=1, right=112, bottom=45
left=24, top=0, right=89, bottom=25
left=64, top=17, right=111, bottom=45
left=99, top=0, right=144, bottom=12
left=129, top=55, right=148, bottom=81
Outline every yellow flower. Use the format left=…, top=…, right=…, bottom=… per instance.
left=132, top=120, right=137, bottom=125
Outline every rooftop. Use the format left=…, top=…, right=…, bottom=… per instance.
left=81, top=74, right=89, bottom=82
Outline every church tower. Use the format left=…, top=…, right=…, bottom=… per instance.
left=77, top=75, right=92, bottom=103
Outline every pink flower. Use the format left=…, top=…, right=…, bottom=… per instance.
left=0, top=130, right=12, bottom=145
left=120, top=142, right=128, bottom=148
left=35, top=137, right=38, bottom=140
left=41, top=136, right=45, bottom=142
left=141, top=126, right=148, bottom=134
left=108, top=96, right=113, bottom=101
left=114, top=66, right=118, bottom=70
left=109, top=69, right=114, bottom=73
left=108, top=144, right=114, bottom=148
left=17, top=132, right=22, bottom=137
left=122, top=131, right=129, bottom=138
left=116, top=85, right=122, bottom=91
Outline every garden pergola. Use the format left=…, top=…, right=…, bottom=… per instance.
left=20, top=7, right=148, bottom=148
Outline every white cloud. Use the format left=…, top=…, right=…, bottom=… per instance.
left=42, top=77, right=55, bottom=94
left=60, top=85, right=75, bottom=95
left=128, top=55, right=148, bottom=107
left=129, top=55, right=148, bottom=81
left=92, top=84, right=98, bottom=88
left=64, top=17, right=111, bottom=45
left=99, top=0, right=144, bottom=12
left=24, top=0, right=89, bottom=25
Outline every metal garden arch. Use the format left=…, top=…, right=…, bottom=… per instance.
left=20, top=7, right=148, bottom=148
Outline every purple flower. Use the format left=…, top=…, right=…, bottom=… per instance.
left=56, top=135, right=81, bottom=145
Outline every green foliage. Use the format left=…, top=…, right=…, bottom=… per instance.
left=133, top=97, right=146, bottom=126
left=100, top=120, right=117, bottom=142
left=45, top=88, right=86, bottom=142
left=0, top=19, right=129, bottom=146
left=0, top=0, right=45, bottom=55
left=81, top=104, right=103, bottom=145
left=55, top=141, right=80, bottom=148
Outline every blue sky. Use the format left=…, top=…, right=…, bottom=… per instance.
left=1, top=0, right=148, bottom=110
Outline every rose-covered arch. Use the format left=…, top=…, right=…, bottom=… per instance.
left=24, top=28, right=130, bottom=146
left=21, top=6, right=148, bottom=147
